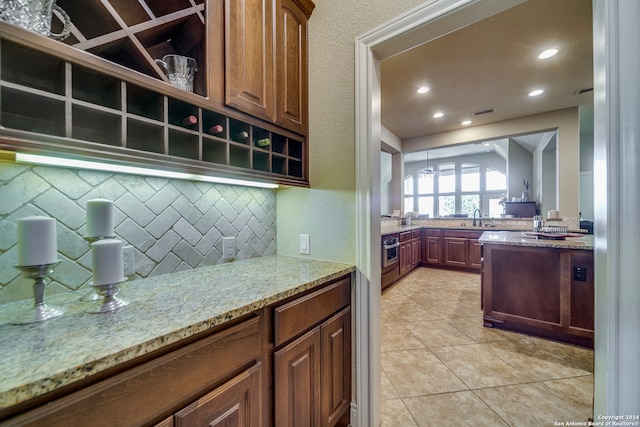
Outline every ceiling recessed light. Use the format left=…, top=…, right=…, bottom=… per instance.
left=462, top=120, right=472, bottom=126
left=529, top=89, right=544, bottom=97
left=433, top=112, right=444, bottom=118
left=483, top=142, right=490, bottom=147
left=538, top=48, right=558, bottom=59
left=417, top=86, right=430, bottom=94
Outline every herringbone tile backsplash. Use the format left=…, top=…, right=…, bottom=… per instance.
left=0, top=162, right=276, bottom=303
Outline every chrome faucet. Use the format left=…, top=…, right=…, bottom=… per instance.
left=473, top=208, right=482, bottom=227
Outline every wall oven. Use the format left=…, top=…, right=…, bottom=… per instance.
left=382, top=237, right=399, bottom=268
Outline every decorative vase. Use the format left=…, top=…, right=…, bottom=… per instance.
left=521, top=191, right=529, bottom=202
left=0, top=0, right=71, bottom=40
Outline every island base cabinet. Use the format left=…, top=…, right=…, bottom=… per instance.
left=482, top=244, right=594, bottom=347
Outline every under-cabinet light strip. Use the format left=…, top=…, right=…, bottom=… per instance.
left=14, top=153, right=280, bottom=189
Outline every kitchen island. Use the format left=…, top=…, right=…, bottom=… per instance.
left=480, top=231, right=594, bottom=347
left=0, top=255, right=355, bottom=426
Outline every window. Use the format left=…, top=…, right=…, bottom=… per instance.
left=404, top=160, right=506, bottom=217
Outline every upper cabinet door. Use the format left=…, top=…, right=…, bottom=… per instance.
left=225, top=0, right=275, bottom=122
left=274, top=0, right=309, bottom=134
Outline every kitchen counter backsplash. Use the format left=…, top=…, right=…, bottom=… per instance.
left=381, top=216, right=581, bottom=234
left=0, top=162, right=277, bottom=304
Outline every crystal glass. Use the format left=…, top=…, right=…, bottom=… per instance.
left=0, top=0, right=71, bottom=40
left=155, top=55, right=198, bottom=92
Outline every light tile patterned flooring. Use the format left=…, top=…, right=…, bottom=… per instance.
left=381, top=267, right=594, bottom=426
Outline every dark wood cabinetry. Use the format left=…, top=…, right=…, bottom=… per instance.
left=422, top=229, right=443, bottom=265
left=3, top=275, right=351, bottom=427
left=225, top=0, right=274, bottom=121
left=173, top=362, right=264, bottom=427
left=2, top=315, right=265, bottom=427
left=411, top=229, right=422, bottom=268
left=443, top=230, right=483, bottom=270
left=275, top=328, right=322, bottom=427
left=226, top=0, right=313, bottom=133
left=398, top=231, right=413, bottom=276
left=275, top=0, right=312, bottom=134
left=504, top=201, right=536, bottom=218
left=57, top=0, right=208, bottom=96
left=0, top=0, right=314, bottom=186
left=273, top=276, right=351, bottom=427
left=482, top=244, right=594, bottom=347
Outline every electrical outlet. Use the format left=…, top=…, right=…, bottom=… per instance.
left=299, top=234, right=310, bottom=255
left=223, top=237, right=236, bottom=261
left=123, top=245, right=135, bottom=276
left=573, top=266, right=587, bottom=281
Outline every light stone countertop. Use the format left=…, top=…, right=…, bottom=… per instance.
left=0, top=255, right=355, bottom=410
left=380, top=217, right=583, bottom=236
left=479, top=230, right=594, bottom=250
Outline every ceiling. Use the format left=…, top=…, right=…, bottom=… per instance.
left=380, top=0, right=594, bottom=145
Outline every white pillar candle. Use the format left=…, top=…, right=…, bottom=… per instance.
left=86, top=199, right=114, bottom=238
left=16, top=216, right=58, bottom=266
left=91, top=239, right=124, bottom=285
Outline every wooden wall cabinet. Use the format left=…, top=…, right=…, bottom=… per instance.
left=0, top=0, right=314, bottom=186
left=274, top=0, right=312, bottom=134
left=273, top=277, right=351, bottom=427
left=226, top=0, right=313, bottom=134
left=56, top=0, right=208, bottom=96
left=482, top=244, right=594, bottom=347
left=225, top=0, right=274, bottom=121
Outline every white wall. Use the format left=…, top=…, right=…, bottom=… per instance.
left=380, top=151, right=392, bottom=215
left=403, top=108, right=580, bottom=218
left=507, top=138, right=533, bottom=201
left=276, top=0, right=426, bottom=262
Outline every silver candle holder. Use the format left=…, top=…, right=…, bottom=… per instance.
left=80, top=236, right=116, bottom=302
left=87, top=280, right=129, bottom=313
left=13, top=261, right=66, bottom=324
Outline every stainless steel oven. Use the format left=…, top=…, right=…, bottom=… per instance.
left=382, top=237, right=399, bottom=268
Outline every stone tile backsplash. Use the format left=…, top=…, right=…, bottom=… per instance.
left=0, top=162, right=276, bottom=303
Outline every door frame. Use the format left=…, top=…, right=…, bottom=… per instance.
left=354, top=0, right=640, bottom=425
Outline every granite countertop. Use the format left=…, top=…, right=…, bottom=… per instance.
left=0, top=255, right=355, bottom=411
left=479, top=230, right=594, bottom=250
left=381, top=224, right=518, bottom=235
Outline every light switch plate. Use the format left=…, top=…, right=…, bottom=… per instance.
left=223, top=237, right=236, bottom=261
left=299, top=234, right=310, bottom=255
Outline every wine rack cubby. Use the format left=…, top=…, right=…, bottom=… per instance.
left=0, top=29, right=307, bottom=186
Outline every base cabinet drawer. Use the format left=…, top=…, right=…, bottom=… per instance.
left=274, top=277, right=350, bottom=347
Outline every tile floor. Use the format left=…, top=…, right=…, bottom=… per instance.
left=380, top=267, right=594, bottom=426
